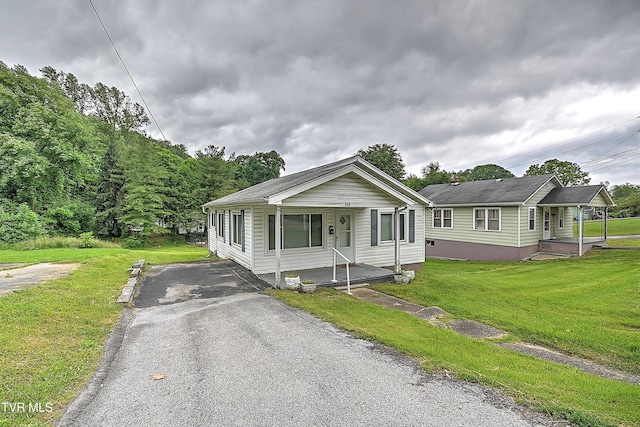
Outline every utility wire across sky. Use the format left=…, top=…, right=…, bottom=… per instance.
left=88, top=0, right=167, bottom=141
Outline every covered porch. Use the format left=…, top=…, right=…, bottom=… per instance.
left=538, top=184, right=615, bottom=256
left=538, top=236, right=607, bottom=256
left=258, top=263, right=395, bottom=288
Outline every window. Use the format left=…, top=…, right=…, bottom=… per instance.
left=528, top=208, right=536, bottom=231
left=217, top=212, right=225, bottom=238
left=474, top=208, right=501, bottom=231
left=488, top=209, right=500, bottom=230
left=380, top=213, right=394, bottom=241
left=558, top=208, right=564, bottom=229
left=370, top=209, right=415, bottom=246
left=232, top=212, right=243, bottom=245
left=381, top=212, right=407, bottom=242
left=433, top=208, right=453, bottom=228
left=268, top=213, right=323, bottom=250
left=474, top=208, right=485, bottom=230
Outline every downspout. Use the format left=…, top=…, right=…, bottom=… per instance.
left=275, top=204, right=283, bottom=289
left=604, top=207, right=608, bottom=240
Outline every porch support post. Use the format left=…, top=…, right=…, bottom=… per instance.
left=578, top=205, right=583, bottom=256
left=604, top=207, right=608, bottom=240
left=394, top=207, right=401, bottom=273
left=275, top=205, right=284, bottom=289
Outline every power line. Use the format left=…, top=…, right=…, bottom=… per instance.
left=581, top=130, right=639, bottom=168
left=585, top=149, right=640, bottom=173
left=505, top=129, right=638, bottom=169
left=501, top=116, right=639, bottom=169
left=88, top=0, right=168, bottom=141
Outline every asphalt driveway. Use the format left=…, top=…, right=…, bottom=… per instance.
left=134, top=260, right=266, bottom=308
left=60, top=261, right=550, bottom=426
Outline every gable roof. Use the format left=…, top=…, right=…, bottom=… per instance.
left=203, top=156, right=432, bottom=208
left=538, top=185, right=615, bottom=207
left=419, top=174, right=560, bottom=206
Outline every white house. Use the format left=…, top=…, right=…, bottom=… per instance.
left=202, top=156, right=432, bottom=287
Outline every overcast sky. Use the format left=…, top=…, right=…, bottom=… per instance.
left=2, top=0, right=639, bottom=186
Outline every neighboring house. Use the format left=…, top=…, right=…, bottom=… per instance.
left=419, top=174, right=615, bottom=261
left=202, top=156, right=431, bottom=285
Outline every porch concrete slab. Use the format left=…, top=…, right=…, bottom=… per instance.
left=258, top=264, right=394, bottom=288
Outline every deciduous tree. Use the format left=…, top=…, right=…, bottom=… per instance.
left=524, top=159, right=590, bottom=186
left=356, top=143, right=406, bottom=180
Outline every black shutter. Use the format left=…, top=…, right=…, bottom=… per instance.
left=241, top=209, right=246, bottom=252
left=371, top=209, right=378, bottom=246
left=409, top=209, right=415, bottom=243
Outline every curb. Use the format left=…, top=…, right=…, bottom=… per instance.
left=116, top=259, right=146, bottom=306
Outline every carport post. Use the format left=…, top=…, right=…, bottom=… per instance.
left=578, top=205, right=583, bottom=256
left=394, top=207, right=401, bottom=273
left=275, top=205, right=284, bottom=289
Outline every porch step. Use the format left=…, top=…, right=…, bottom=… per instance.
left=333, top=282, right=374, bottom=291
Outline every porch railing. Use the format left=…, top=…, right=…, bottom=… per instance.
left=331, top=248, right=352, bottom=295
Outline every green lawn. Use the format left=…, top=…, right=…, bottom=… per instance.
left=581, top=216, right=640, bottom=237
left=270, top=249, right=640, bottom=427
left=0, top=245, right=209, bottom=427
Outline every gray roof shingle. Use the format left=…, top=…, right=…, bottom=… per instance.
left=539, top=186, right=613, bottom=205
left=418, top=174, right=557, bottom=206
left=203, top=157, right=358, bottom=207
left=203, top=156, right=431, bottom=208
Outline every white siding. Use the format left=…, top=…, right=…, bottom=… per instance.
left=253, top=207, right=336, bottom=274
left=284, top=173, right=400, bottom=207
left=211, top=208, right=253, bottom=270
left=355, top=207, right=425, bottom=267
left=251, top=206, right=425, bottom=274
left=207, top=212, right=216, bottom=254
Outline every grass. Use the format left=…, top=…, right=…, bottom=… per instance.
left=6, top=236, right=121, bottom=251
left=581, top=216, right=640, bottom=237
left=0, top=245, right=208, bottom=427
left=269, top=249, right=640, bottom=426
left=374, top=250, right=640, bottom=375
left=607, top=239, right=640, bottom=247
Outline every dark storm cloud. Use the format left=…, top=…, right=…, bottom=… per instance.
left=1, top=0, right=639, bottom=185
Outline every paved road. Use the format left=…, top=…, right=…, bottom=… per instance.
left=60, top=262, right=549, bottom=426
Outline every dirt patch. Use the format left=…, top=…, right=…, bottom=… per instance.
left=449, top=319, right=508, bottom=339
left=0, top=263, right=81, bottom=297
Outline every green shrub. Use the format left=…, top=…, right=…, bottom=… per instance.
left=121, top=236, right=146, bottom=248
left=79, top=232, right=96, bottom=248
left=0, top=199, right=44, bottom=244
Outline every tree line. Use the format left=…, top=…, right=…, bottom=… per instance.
left=0, top=63, right=284, bottom=245
left=357, top=143, right=640, bottom=218
left=1, top=64, right=637, bottom=246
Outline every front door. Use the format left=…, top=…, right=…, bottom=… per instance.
left=543, top=208, right=551, bottom=240
left=336, top=211, right=354, bottom=263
